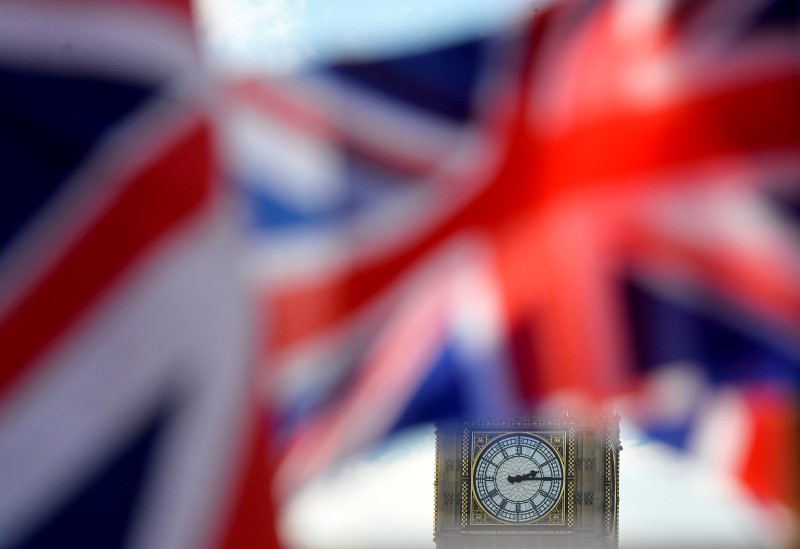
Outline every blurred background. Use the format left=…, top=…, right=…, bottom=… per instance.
left=193, top=1, right=798, bottom=547
left=2, top=1, right=795, bottom=549
left=278, top=420, right=774, bottom=548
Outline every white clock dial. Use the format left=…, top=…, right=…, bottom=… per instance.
left=473, top=433, right=564, bottom=523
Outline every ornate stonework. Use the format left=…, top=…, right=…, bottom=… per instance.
left=433, top=409, right=621, bottom=549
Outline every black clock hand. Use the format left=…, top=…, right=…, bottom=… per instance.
left=507, top=470, right=539, bottom=483
left=507, top=471, right=560, bottom=483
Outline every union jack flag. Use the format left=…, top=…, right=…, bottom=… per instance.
left=0, top=1, right=279, bottom=548
left=226, top=33, right=529, bottom=495
left=231, top=0, right=800, bottom=519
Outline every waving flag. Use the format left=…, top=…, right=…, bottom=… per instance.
left=226, top=34, right=533, bottom=493
left=231, top=0, right=800, bottom=518
left=0, top=1, right=279, bottom=548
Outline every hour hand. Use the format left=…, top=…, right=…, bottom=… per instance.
left=508, top=470, right=560, bottom=483
left=507, top=470, right=538, bottom=483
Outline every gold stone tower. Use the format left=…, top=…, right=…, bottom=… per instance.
left=433, top=410, right=620, bottom=549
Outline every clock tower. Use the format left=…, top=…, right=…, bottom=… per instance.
left=433, top=409, right=620, bottom=548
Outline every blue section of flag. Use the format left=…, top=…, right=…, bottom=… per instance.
left=0, top=67, right=154, bottom=254
left=239, top=153, right=412, bottom=233
left=780, top=195, right=800, bottom=224
left=390, top=342, right=469, bottom=432
left=644, top=422, right=694, bottom=449
left=12, top=400, right=173, bottom=549
left=736, top=0, right=798, bottom=39
left=625, top=278, right=800, bottom=386
left=239, top=178, right=344, bottom=230
left=329, top=38, right=486, bottom=122
left=766, top=188, right=800, bottom=226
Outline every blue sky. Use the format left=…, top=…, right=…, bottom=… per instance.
left=197, top=0, right=533, bottom=71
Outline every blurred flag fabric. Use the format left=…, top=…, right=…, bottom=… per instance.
left=228, top=0, right=800, bottom=526
left=0, top=1, right=279, bottom=548
left=224, top=32, right=530, bottom=494
left=3, top=0, right=798, bottom=547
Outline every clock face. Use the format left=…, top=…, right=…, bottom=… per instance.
left=473, top=433, right=564, bottom=523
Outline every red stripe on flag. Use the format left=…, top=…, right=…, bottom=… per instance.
left=0, top=121, right=214, bottom=400
left=533, top=74, right=800, bottom=196
left=216, top=411, right=282, bottom=549
left=265, top=71, right=800, bottom=354
left=740, top=386, right=799, bottom=511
